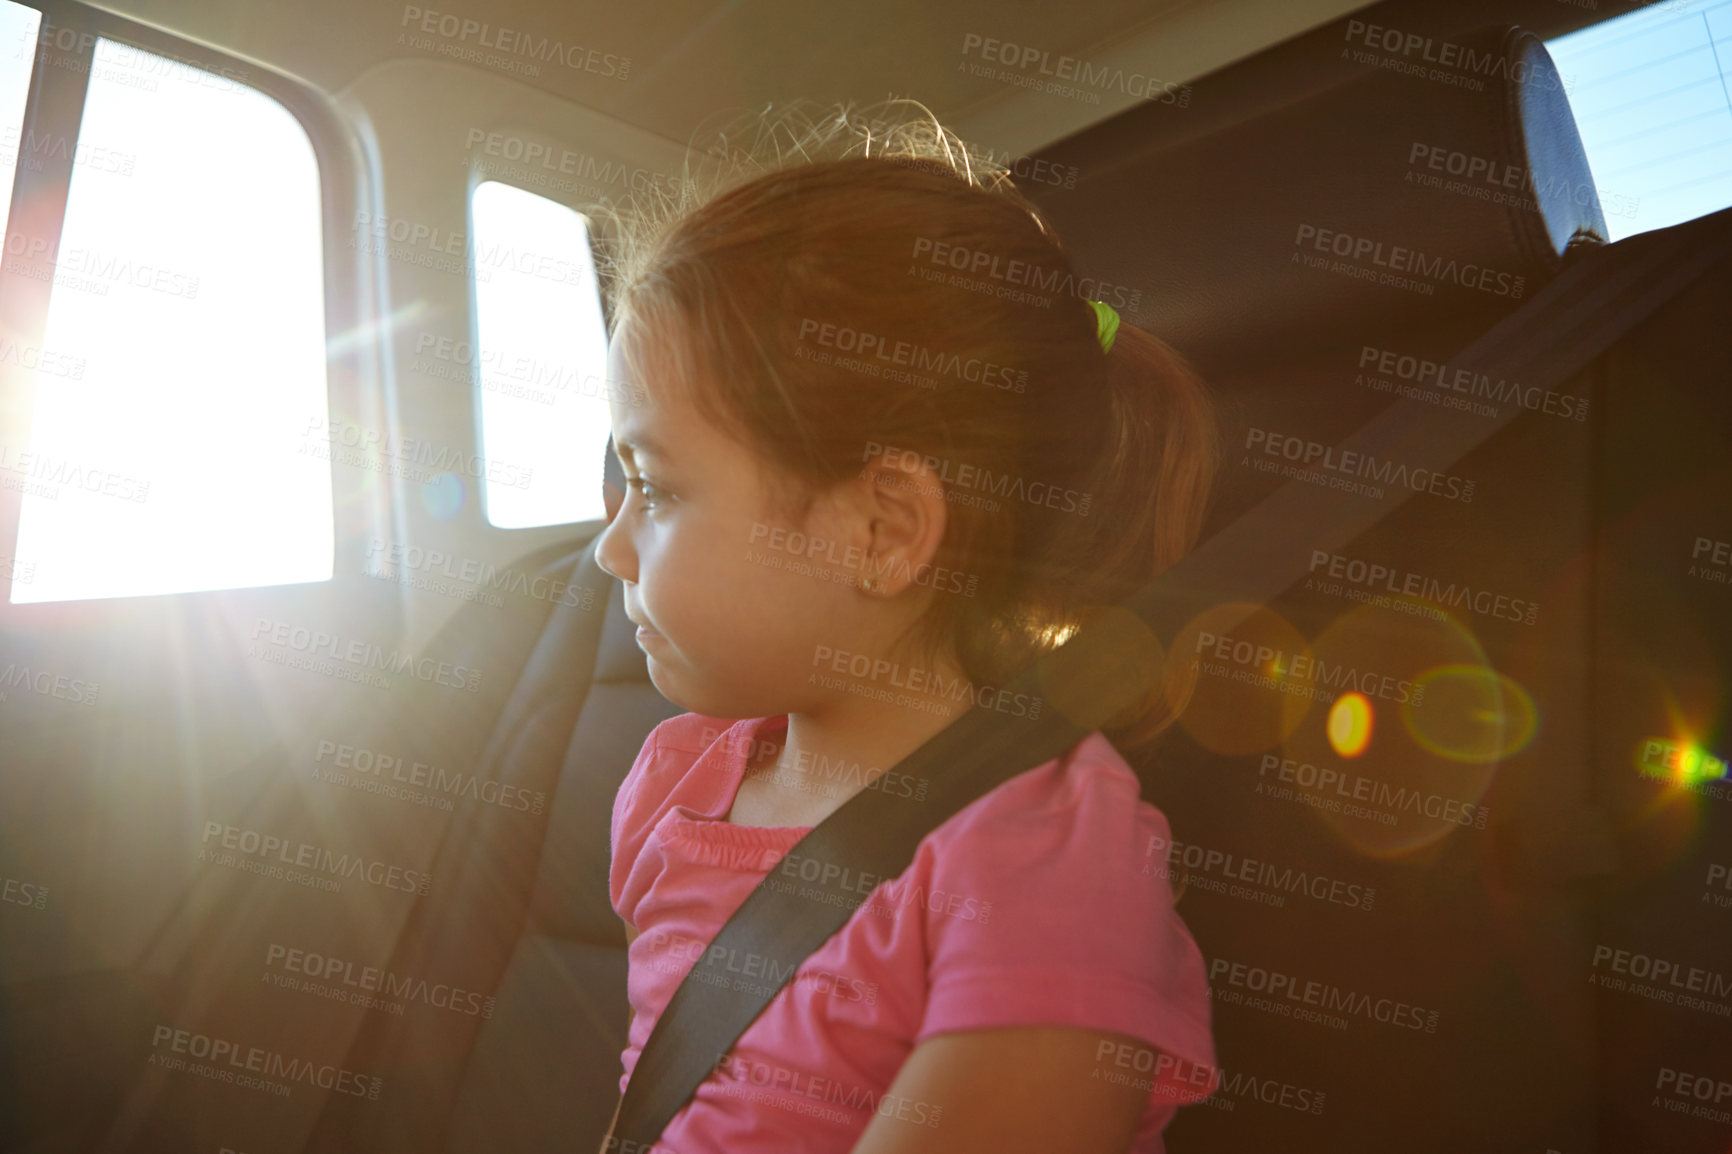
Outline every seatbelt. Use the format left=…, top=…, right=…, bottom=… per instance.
left=610, top=205, right=1732, bottom=1151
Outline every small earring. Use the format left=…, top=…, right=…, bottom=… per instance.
left=860, top=575, right=878, bottom=594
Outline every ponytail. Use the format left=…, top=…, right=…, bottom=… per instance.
left=1039, top=319, right=1219, bottom=750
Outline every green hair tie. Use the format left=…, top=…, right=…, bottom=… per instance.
left=1087, top=299, right=1120, bottom=355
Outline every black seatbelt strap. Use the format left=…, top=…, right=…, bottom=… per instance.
left=611, top=207, right=1732, bottom=1152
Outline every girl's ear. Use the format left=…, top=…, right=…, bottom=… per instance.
left=855, top=454, right=949, bottom=593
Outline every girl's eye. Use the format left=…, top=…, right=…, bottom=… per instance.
left=628, top=477, right=665, bottom=508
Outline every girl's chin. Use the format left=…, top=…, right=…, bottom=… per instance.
left=643, top=669, right=713, bottom=718
left=640, top=661, right=752, bottom=720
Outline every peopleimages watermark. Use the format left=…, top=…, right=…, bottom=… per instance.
left=1404, top=141, right=1637, bottom=222
left=1145, top=833, right=1378, bottom=912
left=909, top=236, right=1144, bottom=314
left=1552, top=0, right=1697, bottom=11
left=0, top=127, right=136, bottom=177
left=864, top=441, right=1091, bottom=517
left=350, top=210, right=484, bottom=282
left=709, top=1052, right=942, bottom=1129
left=0, top=662, right=100, bottom=708
left=795, top=318, right=1028, bottom=394
left=769, top=849, right=994, bottom=925
left=397, top=5, right=630, bottom=79
left=698, top=723, right=931, bottom=805
left=1208, top=955, right=1441, bottom=1033
left=981, top=146, right=1080, bottom=190
left=37, top=21, right=251, bottom=95
left=1653, top=1066, right=1732, bottom=1127
left=1190, top=628, right=1425, bottom=708
left=641, top=925, right=879, bottom=1006
left=1637, top=740, right=1729, bottom=802
left=0, top=442, right=150, bottom=505
left=1243, top=426, right=1476, bottom=504
left=855, top=96, right=1084, bottom=192
left=959, top=33, right=1192, bottom=107
left=302, top=418, right=534, bottom=491
left=2, top=229, right=200, bottom=300
left=1293, top=223, right=1526, bottom=299
left=199, top=821, right=433, bottom=896
left=810, top=644, right=1043, bottom=720
left=412, top=332, right=647, bottom=409
left=462, top=130, right=681, bottom=201
left=352, top=210, right=600, bottom=289
left=1703, top=860, right=1732, bottom=911
left=1691, top=535, right=1732, bottom=589
left=1589, top=944, right=1732, bottom=1019
left=248, top=617, right=482, bottom=694
left=365, top=537, right=598, bottom=612
left=1356, top=344, right=1587, bottom=423
left=263, top=942, right=496, bottom=1019
left=745, top=521, right=979, bottom=599
left=0, top=338, right=87, bottom=381
left=2, top=872, right=48, bottom=911
left=1257, top=753, right=1490, bottom=831
left=148, top=1023, right=380, bottom=1100
left=1341, top=19, right=1573, bottom=94
left=1307, top=548, right=1540, bottom=626
left=312, top=738, right=547, bottom=816
left=1112, top=1053, right=1326, bottom=1117
left=0, top=556, right=35, bottom=588
left=198, top=821, right=433, bottom=894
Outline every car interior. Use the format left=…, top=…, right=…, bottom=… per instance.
left=1, top=0, right=1729, bottom=1151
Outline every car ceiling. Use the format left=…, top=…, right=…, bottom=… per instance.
left=92, top=0, right=1390, bottom=157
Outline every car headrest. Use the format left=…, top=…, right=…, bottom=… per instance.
left=1025, top=23, right=1607, bottom=376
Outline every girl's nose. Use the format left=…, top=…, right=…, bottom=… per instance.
left=593, top=484, right=637, bottom=584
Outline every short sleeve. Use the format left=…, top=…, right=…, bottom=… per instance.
left=608, top=713, right=737, bottom=929
left=609, top=724, right=661, bottom=921
left=913, top=738, right=1219, bottom=1105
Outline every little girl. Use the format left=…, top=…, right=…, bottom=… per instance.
left=592, top=101, right=1220, bottom=1154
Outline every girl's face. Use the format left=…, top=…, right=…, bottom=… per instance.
left=593, top=320, right=918, bottom=720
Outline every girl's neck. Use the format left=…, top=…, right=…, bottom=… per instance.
left=726, top=687, right=977, bottom=829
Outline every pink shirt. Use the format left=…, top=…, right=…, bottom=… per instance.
left=610, top=712, right=1218, bottom=1153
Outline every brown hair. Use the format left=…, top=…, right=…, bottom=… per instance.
left=593, top=100, right=1217, bottom=748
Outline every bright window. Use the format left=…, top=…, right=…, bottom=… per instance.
left=0, top=2, right=39, bottom=229
left=470, top=180, right=610, bottom=528
left=1548, top=1, right=1732, bottom=241
left=9, top=36, right=330, bottom=603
